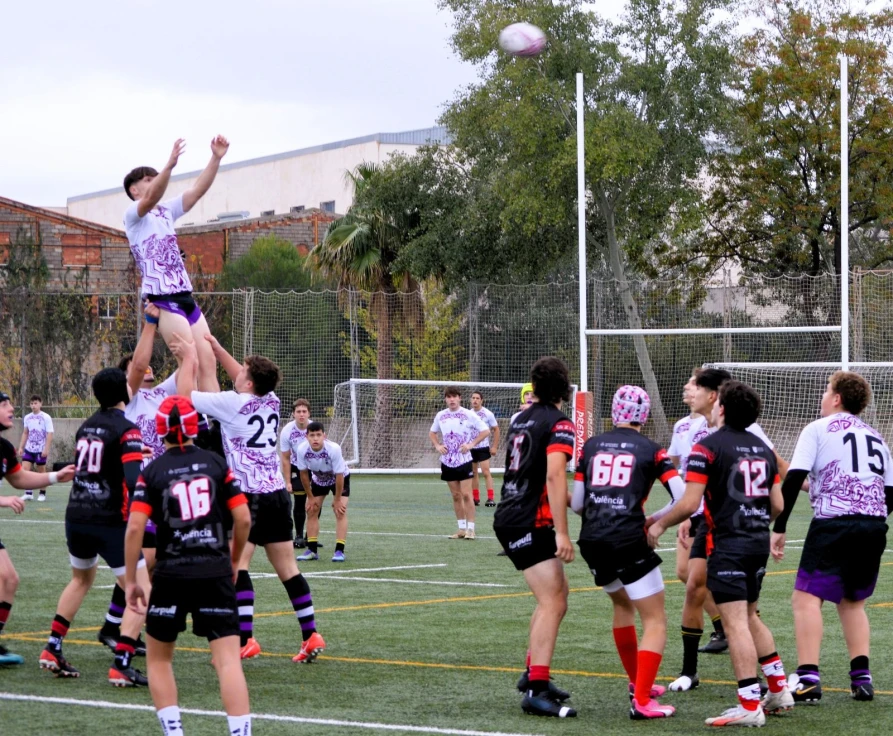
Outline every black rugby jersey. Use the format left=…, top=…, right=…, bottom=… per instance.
left=66, top=408, right=144, bottom=526
left=685, top=426, right=780, bottom=555
left=0, top=438, right=20, bottom=481
left=494, top=403, right=575, bottom=528
left=131, top=445, right=246, bottom=579
left=576, top=427, right=678, bottom=545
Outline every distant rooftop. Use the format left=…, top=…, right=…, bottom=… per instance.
left=68, top=126, right=452, bottom=203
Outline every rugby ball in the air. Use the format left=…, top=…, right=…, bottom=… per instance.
left=498, top=22, right=547, bottom=57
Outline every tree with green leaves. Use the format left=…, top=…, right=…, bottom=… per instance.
left=704, top=0, right=893, bottom=277
left=423, top=0, right=736, bottom=436
left=217, top=234, right=315, bottom=291
left=308, top=164, right=423, bottom=463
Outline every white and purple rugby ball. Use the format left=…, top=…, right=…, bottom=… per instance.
left=498, top=22, right=547, bottom=57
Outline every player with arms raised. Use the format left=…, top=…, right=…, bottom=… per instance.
left=494, top=357, right=576, bottom=718
left=649, top=381, right=794, bottom=727
left=125, top=396, right=253, bottom=736
left=123, top=136, right=229, bottom=394
left=772, top=371, right=893, bottom=703
left=176, top=335, right=326, bottom=664
left=573, top=386, right=683, bottom=719
left=0, top=390, right=75, bottom=666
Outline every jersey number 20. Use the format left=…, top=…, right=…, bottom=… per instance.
left=171, top=477, right=211, bottom=521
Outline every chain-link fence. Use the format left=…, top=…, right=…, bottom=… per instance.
left=3, top=270, right=892, bottom=459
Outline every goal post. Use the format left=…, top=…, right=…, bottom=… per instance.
left=703, top=362, right=893, bottom=459
left=331, top=378, right=582, bottom=473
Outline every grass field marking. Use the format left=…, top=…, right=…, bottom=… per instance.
left=305, top=575, right=513, bottom=587
left=303, top=564, right=448, bottom=576
left=0, top=692, right=545, bottom=736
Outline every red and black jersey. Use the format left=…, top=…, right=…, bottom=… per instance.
left=131, top=445, right=246, bottom=579
left=0, top=437, right=21, bottom=482
left=576, top=427, right=678, bottom=545
left=494, top=403, right=575, bottom=528
left=66, top=408, right=144, bottom=527
left=686, top=426, right=780, bottom=556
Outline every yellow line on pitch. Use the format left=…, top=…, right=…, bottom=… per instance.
left=6, top=635, right=892, bottom=696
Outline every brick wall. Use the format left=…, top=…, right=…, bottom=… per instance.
left=0, top=197, right=336, bottom=291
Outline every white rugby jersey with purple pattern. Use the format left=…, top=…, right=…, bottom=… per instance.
left=279, top=420, right=311, bottom=466
left=430, top=407, right=488, bottom=468
left=124, top=193, right=193, bottom=296
left=23, top=411, right=54, bottom=454
left=294, top=439, right=349, bottom=486
left=125, top=374, right=178, bottom=463
left=790, top=412, right=893, bottom=519
left=473, top=407, right=498, bottom=449
left=191, top=390, right=285, bottom=494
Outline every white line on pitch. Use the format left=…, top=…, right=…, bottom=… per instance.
left=307, top=576, right=512, bottom=587
left=0, top=693, right=543, bottom=736
left=304, top=564, right=447, bottom=576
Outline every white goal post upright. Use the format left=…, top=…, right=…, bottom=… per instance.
left=841, top=53, right=850, bottom=370
left=332, top=379, right=578, bottom=474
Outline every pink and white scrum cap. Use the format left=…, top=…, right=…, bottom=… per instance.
left=611, top=385, right=651, bottom=426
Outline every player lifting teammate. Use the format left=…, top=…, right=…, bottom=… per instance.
left=0, top=391, right=75, bottom=666
left=39, top=368, right=152, bottom=686
left=175, top=334, right=326, bottom=664
left=280, top=399, right=313, bottom=549
left=469, top=391, right=500, bottom=507
left=772, top=371, right=893, bottom=703
left=123, top=136, right=229, bottom=393
left=573, top=386, right=683, bottom=719
left=125, top=396, right=253, bottom=736
left=649, top=381, right=794, bottom=727
left=493, top=357, right=576, bottom=718
left=429, top=387, right=490, bottom=540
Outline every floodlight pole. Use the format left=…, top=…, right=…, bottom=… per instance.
left=840, top=54, right=850, bottom=370
left=577, top=72, right=588, bottom=391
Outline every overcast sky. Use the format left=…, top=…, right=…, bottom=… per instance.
left=0, top=1, right=622, bottom=207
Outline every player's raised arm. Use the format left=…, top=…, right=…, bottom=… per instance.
left=171, top=333, right=199, bottom=396
left=127, top=303, right=162, bottom=396
left=204, top=334, right=241, bottom=382
left=5, top=464, right=75, bottom=491
left=182, top=135, right=229, bottom=213
left=136, top=139, right=185, bottom=218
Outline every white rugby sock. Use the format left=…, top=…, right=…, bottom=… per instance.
left=227, top=714, right=252, bottom=735
left=458, top=519, right=467, bottom=530
left=157, top=706, right=184, bottom=736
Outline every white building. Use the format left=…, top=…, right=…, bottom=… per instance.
left=67, top=127, right=449, bottom=230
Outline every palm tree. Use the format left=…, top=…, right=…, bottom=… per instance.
left=308, top=163, right=422, bottom=465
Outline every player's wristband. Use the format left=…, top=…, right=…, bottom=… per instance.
left=145, top=313, right=159, bottom=325
left=47, top=471, right=59, bottom=485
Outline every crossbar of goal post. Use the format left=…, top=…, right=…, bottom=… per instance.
left=584, top=326, right=842, bottom=336
left=335, top=378, right=579, bottom=474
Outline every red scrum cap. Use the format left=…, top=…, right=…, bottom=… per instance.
left=156, top=395, right=200, bottom=445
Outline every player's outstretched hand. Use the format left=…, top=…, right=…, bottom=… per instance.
left=0, top=495, right=25, bottom=514
left=126, top=583, right=148, bottom=615
left=676, top=518, right=691, bottom=550
left=770, top=531, right=785, bottom=562
left=203, top=333, right=222, bottom=353
left=211, top=135, right=230, bottom=159
left=167, top=139, right=186, bottom=170
left=56, top=465, right=76, bottom=483
left=647, top=522, right=665, bottom=549
left=554, top=532, right=575, bottom=563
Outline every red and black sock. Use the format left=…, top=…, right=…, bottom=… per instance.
left=114, top=636, right=137, bottom=670
left=0, top=601, right=11, bottom=635
left=48, top=614, right=70, bottom=653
